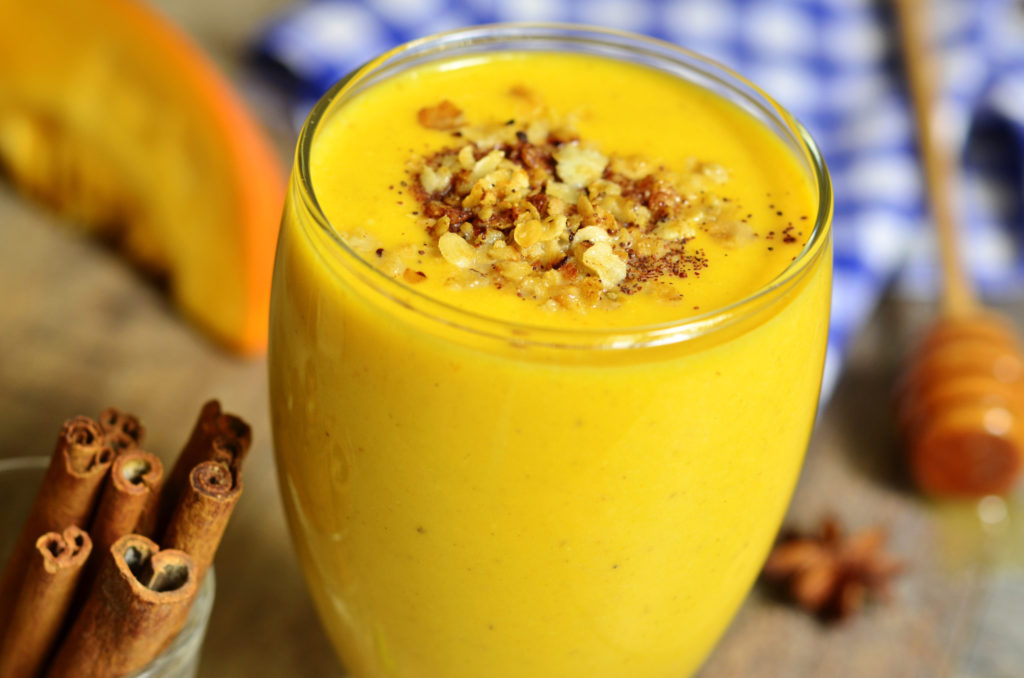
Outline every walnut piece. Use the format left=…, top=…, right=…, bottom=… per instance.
left=419, top=165, right=451, bottom=194
left=708, top=220, right=756, bottom=247
left=438, top=232, right=477, bottom=269
left=553, top=143, right=607, bottom=188
left=581, top=241, right=627, bottom=289
left=417, top=100, right=464, bottom=130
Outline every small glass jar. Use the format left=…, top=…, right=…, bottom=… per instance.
left=0, top=456, right=215, bottom=678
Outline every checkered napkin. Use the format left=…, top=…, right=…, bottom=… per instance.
left=254, top=0, right=1024, bottom=400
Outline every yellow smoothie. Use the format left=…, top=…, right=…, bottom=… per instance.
left=270, top=30, right=831, bottom=678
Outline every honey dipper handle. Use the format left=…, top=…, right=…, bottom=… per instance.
left=894, top=0, right=977, bottom=315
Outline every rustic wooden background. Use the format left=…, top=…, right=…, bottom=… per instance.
left=0, top=1, right=1021, bottom=676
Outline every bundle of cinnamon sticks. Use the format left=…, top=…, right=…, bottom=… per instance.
left=0, top=400, right=249, bottom=678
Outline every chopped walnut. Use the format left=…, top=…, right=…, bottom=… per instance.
left=698, top=161, right=729, bottom=184
left=553, top=143, right=607, bottom=188
left=581, top=241, right=627, bottom=289
left=609, top=156, right=653, bottom=180
left=374, top=96, right=782, bottom=310
left=417, top=100, right=464, bottom=130
left=573, top=225, right=611, bottom=244
left=708, top=220, right=756, bottom=247
left=438, top=232, right=477, bottom=268
left=653, top=219, right=697, bottom=242
left=546, top=181, right=580, bottom=205
left=419, top=165, right=451, bottom=194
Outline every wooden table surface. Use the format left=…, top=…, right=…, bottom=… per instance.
left=1, top=2, right=1022, bottom=676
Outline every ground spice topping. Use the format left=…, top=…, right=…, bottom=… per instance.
left=375, top=93, right=788, bottom=311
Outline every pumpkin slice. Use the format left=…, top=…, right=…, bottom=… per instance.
left=0, top=0, right=285, bottom=354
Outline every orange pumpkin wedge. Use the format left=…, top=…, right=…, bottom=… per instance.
left=0, top=0, right=285, bottom=354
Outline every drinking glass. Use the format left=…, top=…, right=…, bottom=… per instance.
left=269, top=24, right=832, bottom=678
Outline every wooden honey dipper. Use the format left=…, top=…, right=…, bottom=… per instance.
left=894, top=0, right=1024, bottom=497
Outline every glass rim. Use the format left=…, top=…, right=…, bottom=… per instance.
left=292, top=22, right=833, bottom=350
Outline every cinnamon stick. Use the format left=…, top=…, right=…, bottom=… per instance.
left=45, top=535, right=198, bottom=678
left=162, top=460, right=241, bottom=582
left=0, top=417, right=114, bottom=640
left=97, top=407, right=144, bottom=454
left=159, top=400, right=250, bottom=530
left=0, top=527, right=92, bottom=678
left=208, top=435, right=248, bottom=475
left=90, top=451, right=164, bottom=557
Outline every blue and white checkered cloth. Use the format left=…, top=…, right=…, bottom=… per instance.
left=254, top=0, right=1024, bottom=400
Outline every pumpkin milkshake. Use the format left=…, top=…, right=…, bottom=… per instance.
left=269, top=25, right=832, bottom=678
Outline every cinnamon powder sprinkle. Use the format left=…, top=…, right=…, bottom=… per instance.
left=369, top=94, right=784, bottom=311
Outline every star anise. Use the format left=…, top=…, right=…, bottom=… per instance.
left=762, top=517, right=903, bottom=621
